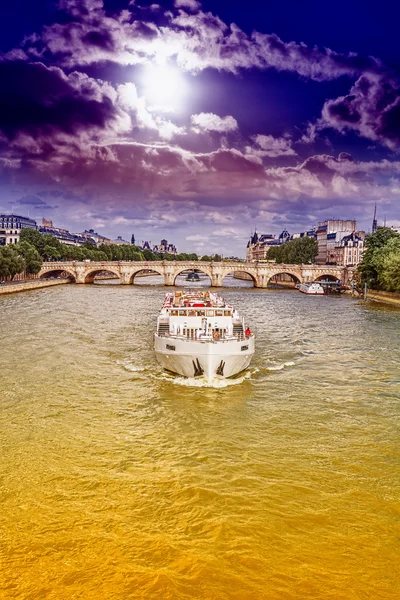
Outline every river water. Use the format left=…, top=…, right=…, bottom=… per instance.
left=0, top=277, right=399, bottom=599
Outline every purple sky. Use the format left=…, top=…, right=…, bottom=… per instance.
left=0, top=0, right=399, bottom=255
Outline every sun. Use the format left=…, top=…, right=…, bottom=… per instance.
left=141, top=63, right=187, bottom=112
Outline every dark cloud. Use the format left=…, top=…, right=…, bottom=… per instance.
left=15, top=194, right=57, bottom=209
left=82, top=29, right=115, bottom=50
left=322, top=74, right=400, bottom=149
left=0, top=61, right=117, bottom=141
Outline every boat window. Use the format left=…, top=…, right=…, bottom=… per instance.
left=224, top=310, right=230, bottom=316
left=179, top=310, right=187, bottom=316
left=188, top=310, right=196, bottom=316
left=207, top=310, right=215, bottom=317
left=170, top=310, right=178, bottom=316
left=196, top=310, right=205, bottom=316
left=215, top=310, right=223, bottom=316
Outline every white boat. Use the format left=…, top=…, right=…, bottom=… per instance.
left=296, top=281, right=325, bottom=295
left=154, top=290, right=255, bottom=382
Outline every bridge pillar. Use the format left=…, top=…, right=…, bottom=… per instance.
left=119, top=266, right=131, bottom=285
left=164, top=272, right=175, bottom=286
left=211, top=273, right=223, bottom=287
left=75, top=266, right=86, bottom=284
left=254, top=274, right=268, bottom=288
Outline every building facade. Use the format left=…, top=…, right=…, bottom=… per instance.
left=76, top=229, right=111, bottom=245
left=141, top=239, right=177, bottom=255
left=0, top=214, right=37, bottom=246
left=330, top=231, right=365, bottom=267
left=316, top=220, right=357, bottom=264
left=245, top=232, right=279, bottom=261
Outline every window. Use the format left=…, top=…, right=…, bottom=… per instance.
left=241, top=345, right=249, bottom=351
left=170, top=310, right=178, bottom=316
left=207, top=310, right=215, bottom=317
left=166, top=344, right=175, bottom=351
left=224, top=310, right=230, bottom=316
left=215, top=310, right=223, bottom=316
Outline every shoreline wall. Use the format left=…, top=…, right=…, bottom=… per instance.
left=0, top=279, right=71, bottom=296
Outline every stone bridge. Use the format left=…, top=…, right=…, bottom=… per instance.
left=39, top=261, right=353, bottom=288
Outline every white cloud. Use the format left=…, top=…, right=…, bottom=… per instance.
left=186, top=234, right=205, bottom=241
left=252, top=135, right=296, bottom=157
left=211, top=228, right=240, bottom=237
left=191, top=112, right=238, bottom=133
left=174, top=0, right=201, bottom=11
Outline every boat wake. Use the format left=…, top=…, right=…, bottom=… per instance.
left=263, top=360, right=295, bottom=371
left=154, top=368, right=258, bottom=388
left=118, top=359, right=147, bottom=373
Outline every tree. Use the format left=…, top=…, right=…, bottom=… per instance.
left=15, top=241, right=42, bottom=274
left=0, top=246, right=26, bottom=280
left=379, top=248, right=400, bottom=292
left=267, top=237, right=318, bottom=264
left=359, top=227, right=400, bottom=289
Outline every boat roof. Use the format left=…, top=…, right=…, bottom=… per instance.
left=162, top=290, right=232, bottom=310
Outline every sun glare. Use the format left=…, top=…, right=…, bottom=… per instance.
left=141, top=64, right=187, bottom=112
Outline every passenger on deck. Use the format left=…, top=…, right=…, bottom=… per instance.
left=245, top=327, right=251, bottom=337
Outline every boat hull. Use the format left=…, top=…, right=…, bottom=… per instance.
left=154, top=334, right=254, bottom=381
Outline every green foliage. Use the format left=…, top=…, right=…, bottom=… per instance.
left=358, top=227, right=400, bottom=290
left=15, top=241, right=42, bottom=274
left=0, top=245, right=26, bottom=280
left=200, top=254, right=221, bottom=262
left=18, top=228, right=200, bottom=265
left=267, top=237, right=318, bottom=264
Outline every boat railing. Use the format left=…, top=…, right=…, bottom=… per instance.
left=155, top=332, right=253, bottom=342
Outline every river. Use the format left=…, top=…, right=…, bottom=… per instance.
left=0, top=277, right=399, bottom=599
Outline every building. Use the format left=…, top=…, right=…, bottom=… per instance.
left=141, top=239, right=177, bottom=255
left=246, top=232, right=276, bottom=261
left=330, top=231, right=365, bottom=267
left=316, top=220, right=357, bottom=264
left=39, top=218, right=91, bottom=246
left=76, top=229, right=111, bottom=245
left=0, top=214, right=37, bottom=246
left=152, top=239, right=177, bottom=255
left=246, top=230, right=294, bottom=261
left=111, top=236, right=130, bottom=245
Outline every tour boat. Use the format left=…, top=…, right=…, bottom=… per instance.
left=154, top=290, right=255, bottom=381
left=296, top=281, right=325, bottom=295
left=186, top=271, right=200, bottom=282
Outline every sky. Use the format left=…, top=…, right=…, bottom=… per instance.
left=0, top=0, right=399, bottom=256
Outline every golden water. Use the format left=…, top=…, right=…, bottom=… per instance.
left=0, top=280, right=399, bottom=599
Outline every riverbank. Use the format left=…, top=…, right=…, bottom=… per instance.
left=366, top=289, right=400, bottom=308
left=0, top=278, right=71, bottom=296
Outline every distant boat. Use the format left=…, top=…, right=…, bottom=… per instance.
left=186, top=271, right=200, bottom=281
left=296, top=281, right=325, bottom=295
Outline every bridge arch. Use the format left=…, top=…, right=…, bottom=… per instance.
left=221, top=270, right=255, bottom=287
left=39, top=268, right=76, bottom=282
left=266, top=271, right=301, bottom=288
left=173, top=267, right=212, bottom=286
left=129, top=268, right=165, bottom=285
left=314, top=273, right=340, bottom=282
left=84, top=267, right=121, bottom=284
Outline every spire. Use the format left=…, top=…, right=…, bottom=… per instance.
left=372, top=203, right=377, bottom=233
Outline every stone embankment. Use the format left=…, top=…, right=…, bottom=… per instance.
left=0, top=278, right=71, bottom=296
